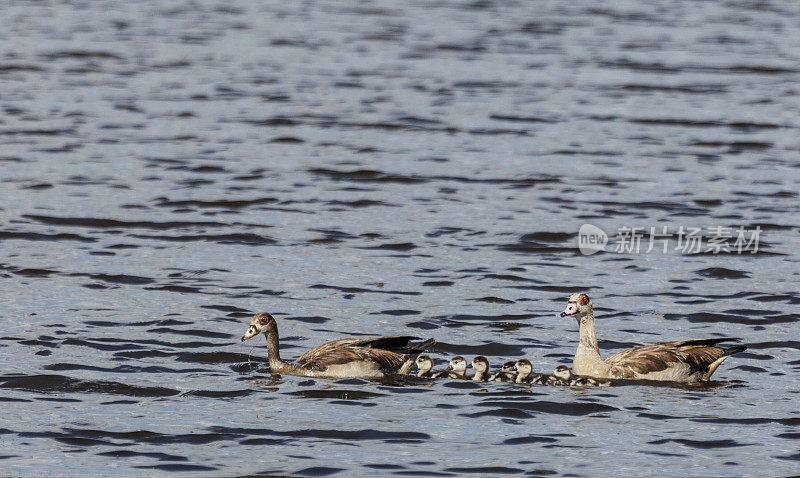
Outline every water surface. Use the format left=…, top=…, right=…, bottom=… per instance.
left=1, top=0, right=798, bottom=476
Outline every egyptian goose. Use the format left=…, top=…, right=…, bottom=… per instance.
left=241, top=313, right=435, bottom=378
left=560, top=293, right=746, bottom=382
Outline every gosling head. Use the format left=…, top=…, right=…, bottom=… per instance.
left=514, top=359, right=533, bottom=377
left=471, top=356, right=489, bottom=373
left=415, top=355, right=433, bottom=373
left=449, top=356, right=468, bottom=374
left=553, top=365, right=572, bottom=381
left=242, top=312, right=276, bottom=342
left=560, top=292, right=592, bottom=321
left=501, top=361, right=516, bottom=372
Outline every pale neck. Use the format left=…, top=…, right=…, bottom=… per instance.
left=578, top=312, right=601, bottom=357
left=264, top=325, right=288, bottom=369
left=573, top=311, right=612, bottom=377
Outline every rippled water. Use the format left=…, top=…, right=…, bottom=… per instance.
left=1, top=0, right=799, bottom=476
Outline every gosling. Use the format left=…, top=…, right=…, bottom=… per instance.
left=431, top=356, right=468, bottom=379
left=553, top=365, right=611, bottom=387
left=471, top=356, right=490, bottom=382
left=414, top=355, right=435, bottom=378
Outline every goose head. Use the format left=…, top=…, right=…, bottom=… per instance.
left=560, top=292, right=592, bottom=322
left=415, top=355, right=433, bottom=373
left=553, top=365, right=572, bottom=381
left=514, top=359, right=532, bottom=378
left=449, top=356, right=468, bottom=375
left=242, top=312, right=276, bottom=342
left=471, top=356, right=489, bottom=374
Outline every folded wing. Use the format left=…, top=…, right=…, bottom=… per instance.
left=605, top=338, right=745, bottom=379
left=295, top=336, right=433, bottom=372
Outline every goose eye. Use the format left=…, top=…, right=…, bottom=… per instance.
left=580, top=296, right=589, bottom=305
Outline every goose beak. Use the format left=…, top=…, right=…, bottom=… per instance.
left=241, top=325, right=259, bottom=342
left=561, top=301, right=578, bottom=317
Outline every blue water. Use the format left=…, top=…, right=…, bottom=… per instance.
left=0, top=0, right=798, bottom=476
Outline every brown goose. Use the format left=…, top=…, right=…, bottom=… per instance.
left=241, top=313, right=435, bottom=379
left=560, top=293, right=746, bottom=382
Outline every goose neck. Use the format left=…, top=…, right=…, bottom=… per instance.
left=264, top=324, right=286, bottom=369
left=578, top=312, right=600, bottom=354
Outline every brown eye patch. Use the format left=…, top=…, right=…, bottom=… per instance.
left=580, top=295, right=589, bottom=305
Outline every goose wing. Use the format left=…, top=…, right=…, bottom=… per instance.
left=604, top=338, right=742, bottom=379
left=295, top=336, right=430, bottom=372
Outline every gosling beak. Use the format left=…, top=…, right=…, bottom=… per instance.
left=560, top=312, right=569, bottom=317
left=241, top=325, right=259, bottom=342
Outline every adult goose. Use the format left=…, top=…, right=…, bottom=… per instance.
left=560, top=293, right=746, bottom=382
left=241, top=313, right=435, bottom=379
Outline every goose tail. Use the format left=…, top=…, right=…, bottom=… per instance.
left=409, top=338, right=436, bottom=353
left=703, top=342, right=747, bottom=380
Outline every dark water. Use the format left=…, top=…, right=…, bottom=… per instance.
left=1, top=0, right=799, bottom=476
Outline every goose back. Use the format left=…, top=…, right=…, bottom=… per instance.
left=604, top=338, right=745, bottom=381
left=295, top=336, right=435, bottom=374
